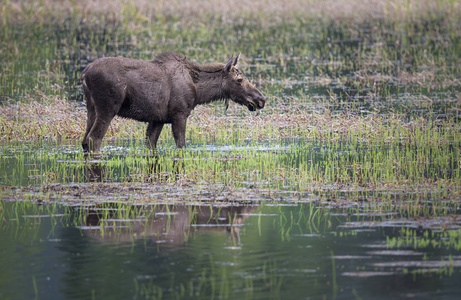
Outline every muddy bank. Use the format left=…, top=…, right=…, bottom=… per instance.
left=1, top=182, right=287, bottom=206
left=2, top=179, right=460, bottom=208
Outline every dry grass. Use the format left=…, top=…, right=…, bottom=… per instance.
left=190, top=103, right=452, bottom=145
left=1, top=94, right=455, bottom=147
left=0, top=95, right=145, bottom=142
left=2, top=0, right=460, bottom=25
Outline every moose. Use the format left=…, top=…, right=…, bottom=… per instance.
left=81, top=52, right=265, bottom=152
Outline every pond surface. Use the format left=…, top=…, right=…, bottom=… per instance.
left=1, top=200, right=461, bottom=300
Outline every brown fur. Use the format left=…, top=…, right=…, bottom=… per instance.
left=81, top=52, right=265, bottom=152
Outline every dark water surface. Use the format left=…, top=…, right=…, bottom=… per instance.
left=1, top=201, right=461, bottom=300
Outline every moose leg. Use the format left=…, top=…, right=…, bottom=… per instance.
left=146, top=122, right=164, bottom=149
left=82, top=102, right=96, bottom=152
left=86, top=116, right=114, bottom=152
left=81, top=86, right=97, bottom=152
left=171, top=118, right=187, bottom=148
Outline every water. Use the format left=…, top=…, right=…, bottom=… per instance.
left=1, top=201, right=461, bottom=300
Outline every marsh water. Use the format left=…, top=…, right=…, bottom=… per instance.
left=2, top=198, right=461, bottom=300
left=1, top=6, right=461, bottom=300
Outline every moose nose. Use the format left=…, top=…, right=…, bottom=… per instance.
left=257, top=95, right=265, bottom=109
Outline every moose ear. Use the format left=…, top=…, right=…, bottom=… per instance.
left=224, top=54, right=234, bottom=73
left=233, top=53, right=240, bottom=66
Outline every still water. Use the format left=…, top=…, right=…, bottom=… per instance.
left=1, top=199, right=461, bottom=300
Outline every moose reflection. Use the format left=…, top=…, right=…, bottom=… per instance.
left=78, top=204, right=256, bottom=247
left=84, top=154, right=185, bottom=183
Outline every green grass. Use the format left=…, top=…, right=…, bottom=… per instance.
left=1, top=0, right=460, bottom=105
left=1, top=129, right=459, bottom=207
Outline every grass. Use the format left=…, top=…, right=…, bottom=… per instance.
left=2, top=1, right=461, bottom=100
left=0, top=0, right=460, bottom=208
left=1, top=98, right=460, bottom=208
left=1, top=93, right=460, bottom=148
left=1, top=0, right=460, bottom=292
left=2, top=0, right=460, bottom=23
left=0, top=95, right=144, bottom=142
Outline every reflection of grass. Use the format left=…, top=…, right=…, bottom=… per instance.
left=1, top=201, right=283, bottom=299
left=131, top=255, right=283, bottom=299
left=387, top=225, right=461, bottom=251
left=2, top=199, right=460, bottom=298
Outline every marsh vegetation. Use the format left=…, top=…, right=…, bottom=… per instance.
left=1, top=0, right=461, bottom=299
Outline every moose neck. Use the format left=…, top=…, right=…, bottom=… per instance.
left=193, top=65, right=226, bottom=107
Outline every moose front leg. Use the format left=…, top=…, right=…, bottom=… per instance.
left=146, top=122, right=165, bottom=149
left=171, top=118, right=187, bottom=149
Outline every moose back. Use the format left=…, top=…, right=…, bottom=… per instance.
left=81, top=52, right=265, bottom=152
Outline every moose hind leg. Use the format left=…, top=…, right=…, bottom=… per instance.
left=146, top=122, right=164, bottom=149
left=82, top=103, right=97, bottom=152
left=81, top=86, right=97, bottom=152
left=86, top=116, right=114, bottom=152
